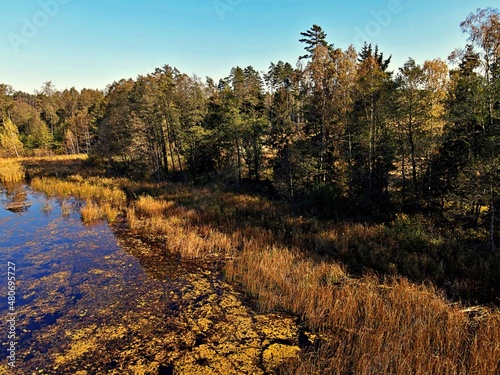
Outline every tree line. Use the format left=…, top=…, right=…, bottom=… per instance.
left=1, top=8, right=498, bottom=249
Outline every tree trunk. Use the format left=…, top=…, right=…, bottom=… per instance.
left=401, top=125, right=407, bottom=205
left=491, top=187, right=496, bottom=253
left=236, top=138, right=241, bottom=189
left=407, top=100, right=418, bottom=207
left=253, top=128, right=259, bottom=181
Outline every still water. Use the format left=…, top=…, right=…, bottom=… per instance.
left=0, top=183, right=192, bottom=374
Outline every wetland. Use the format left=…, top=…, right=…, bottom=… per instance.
left=0, top=183, right=302, bottom=375
left=0, top=156, right=498, bottom=375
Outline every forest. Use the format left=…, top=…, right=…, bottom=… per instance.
left=1, top=8, right=499, bottom=292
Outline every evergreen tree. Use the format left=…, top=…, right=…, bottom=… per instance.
left=350, top=44, right=395, bottom=215
left=299, top=24, right=333, bottom=60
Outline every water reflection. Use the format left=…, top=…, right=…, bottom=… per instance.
left=1, top=184, right=31, bottom=213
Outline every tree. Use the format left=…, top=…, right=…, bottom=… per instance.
left=212, top=66, right=269, bottom=184
left=0, top=117, right=23, bottom=157
left=350, top=44, right=395, bottom=214
left=174, top=74, right=207, bottom=176
left=0, top=84, right=14, bottom=120
left=433, top=11, right=499, bottom=252
left=239, top=66, right=268, bottom=181
left=10, top=99, right=52, bottom=150
left=460, top=8, right=500, bottom=80
left=93, top=79, right=138, bottom=171
left=37, top=81, right=59, bottom=137
left=265, top=61, right=302, bottom=200
left=299, top=24, right=333, bottom=60
left=396, top=58, right=428, bottom=207
left=421, top=59, right=449, bottom=205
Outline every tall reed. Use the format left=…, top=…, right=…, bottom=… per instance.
left=0, top=158, right=25, bottom=183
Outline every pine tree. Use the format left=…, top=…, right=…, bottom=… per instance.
left=299, top=25, right=333, bottom=60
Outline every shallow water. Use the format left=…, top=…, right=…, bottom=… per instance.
left=0, top=184, right=191, bottom=373
left=0, top=184, right=302, bottom=375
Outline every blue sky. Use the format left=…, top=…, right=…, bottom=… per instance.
left=0, top=0, right=496, bottom=93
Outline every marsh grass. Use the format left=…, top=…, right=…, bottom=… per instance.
left=128, top=197, right=234, bottom=258
left=80, top=199, right=101, bottom=222
left=61, top=200, right=73, bottom=216
left=31, top=176, right=126, bottom=207
left=30, top=175, right=124, bottom=224
left=22, top=160, right=500, bottom=373
left=227, top=246, right=500, bottom=375
left=42, top=200, right=54, bottom=212
left=123, top=185, right=500, bottom=374
left=80, top=199, right=120, bottom=223
left=135, top=195, right=175, bottom=216
left=19, top=154, right=96, bottom=180
left=0, top=158, right=25, bottom=183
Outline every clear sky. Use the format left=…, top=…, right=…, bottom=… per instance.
left=0, top=0, right=496, bottom=93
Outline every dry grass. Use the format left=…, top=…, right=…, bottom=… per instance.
left=0, top=158, right=25, bottom=183
left=128, top=197, right=234, bottom=258
left=100, top=202, right=120, bottom=222
left=226, top=245, right=500, bottom=375
left=30, top=174, right=124, bottom=224
left=20, top=154, right=104, bottom=181
left=31, top=176, right=126, bottom=207
left=20, top=154, right=87, bottom=162
left=81, top=199, right=101, bottom=222
left=80, top=199, right=120, bottom=223
left=121, top=188, right=500, bottom=373
left=124, top=186, right=500, bottom=374
left=126, top=206, right=137, bottom=229
left=135, top=195, right=175, bottom=216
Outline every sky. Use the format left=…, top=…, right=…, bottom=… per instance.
left=0, top=0, right=497, bottom=93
